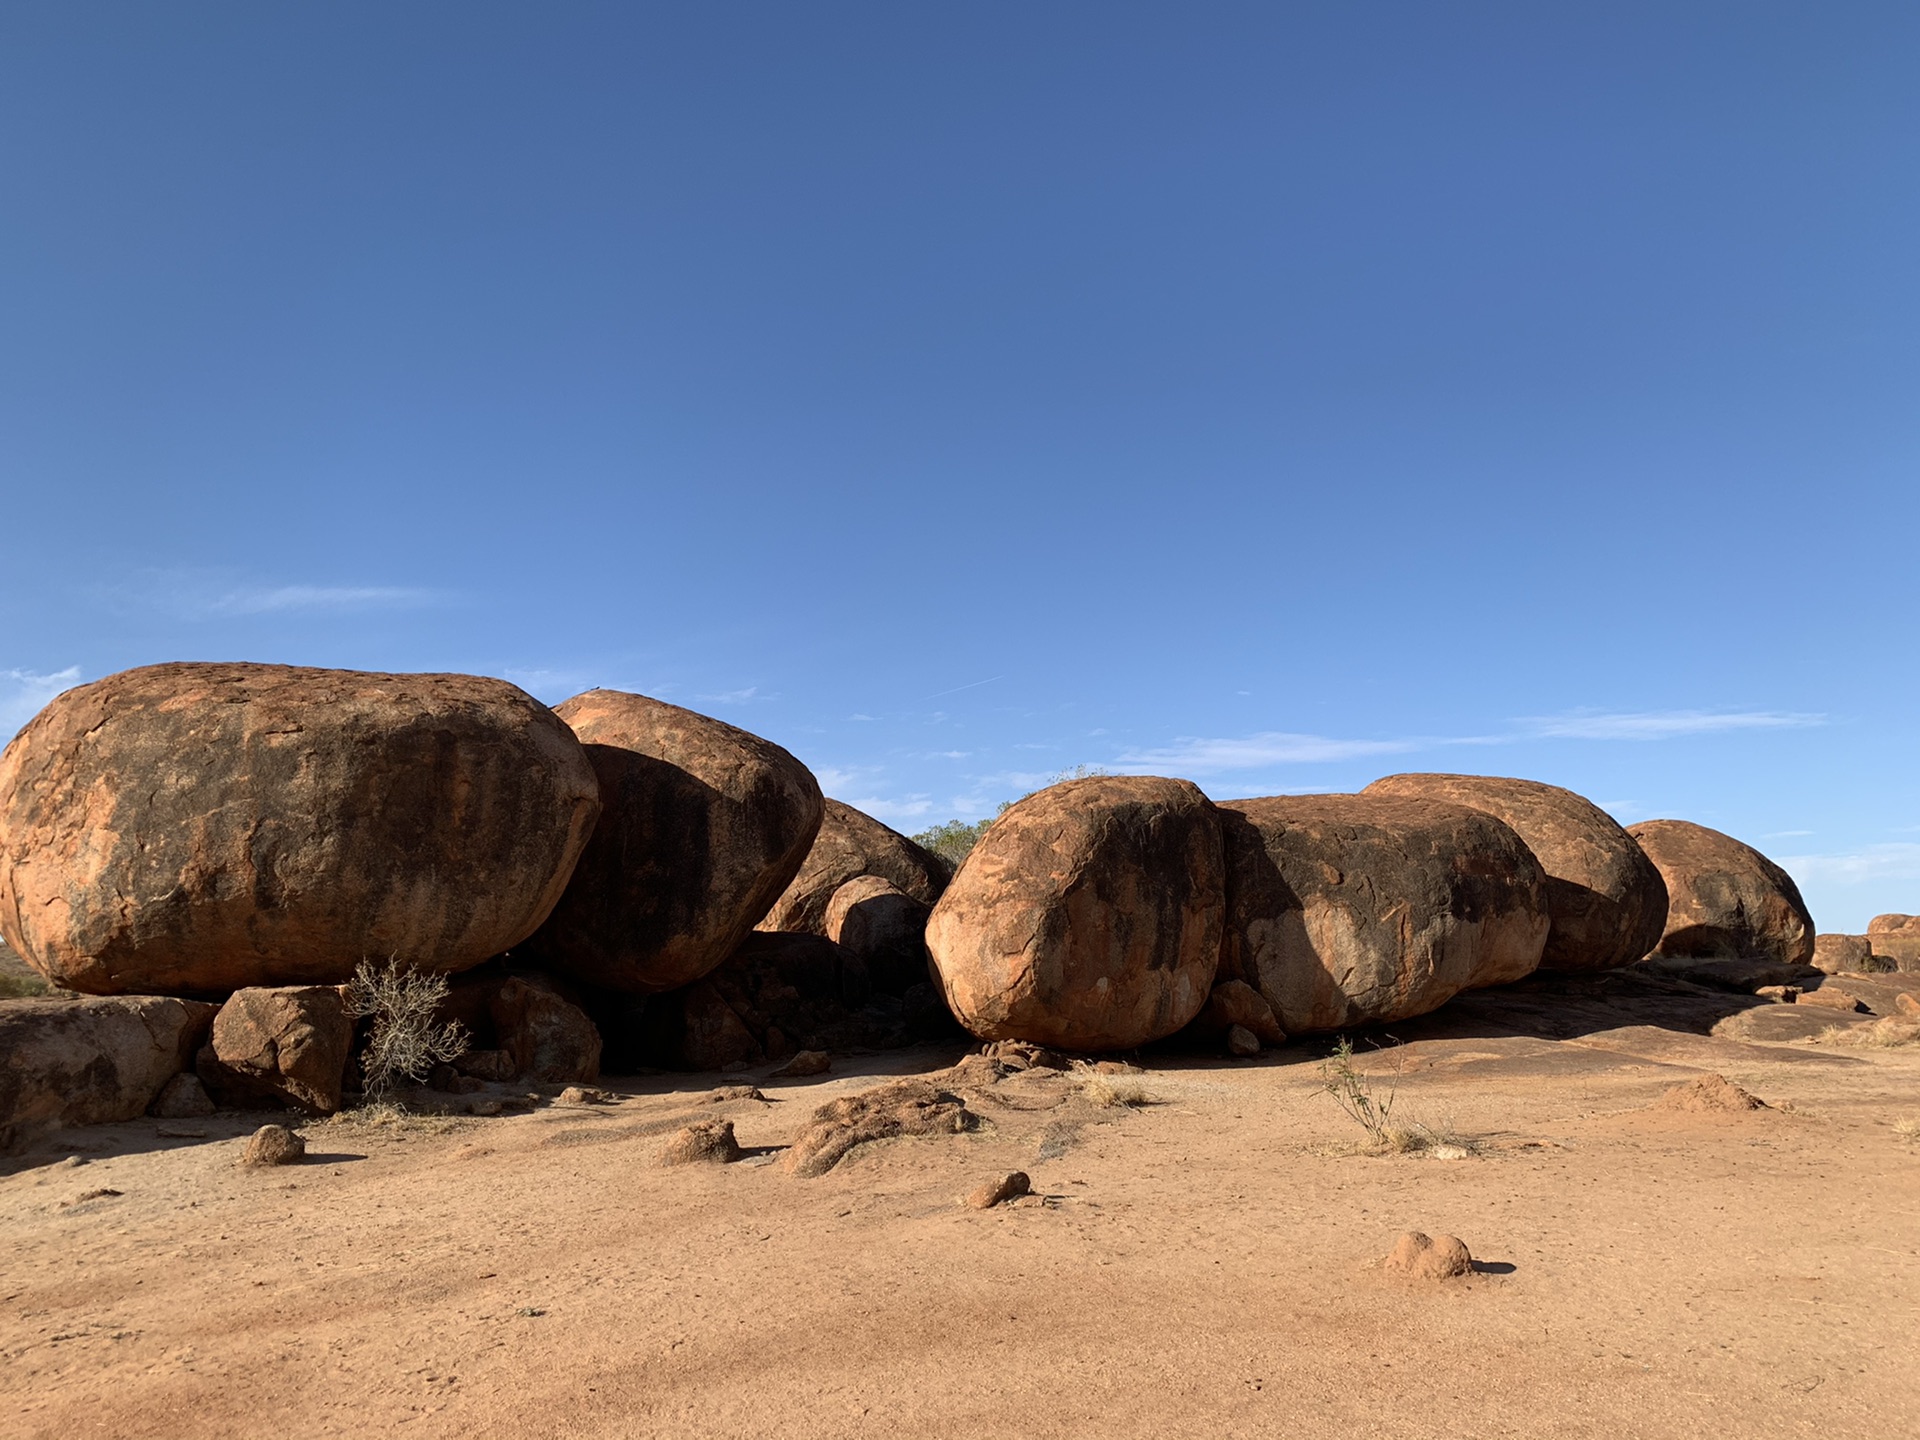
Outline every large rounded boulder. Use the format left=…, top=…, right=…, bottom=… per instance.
left=1363, top=773, right=1667, bottom=971
left=1867, top=915, right=1920, bottom=970
left=516, top=691, right=824, bottom=993
left=1215, top=794, right=1550, bottom=1034
left=0, top=664, right=601, bottom=996
left=925, top=775, right=1224, bottom=1051
left=1628, top=820, right=1814, bottom=966
left=758, top=798, right=950, bottom=935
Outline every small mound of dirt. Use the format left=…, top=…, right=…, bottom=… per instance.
left=659, top=1119, right=744, bottom=1166
left=556, top=1086, right=617, bottom=1106
left=1384, top=1231, right=1472, bottom=1279
left=772, top=1050, right=832, bottom=1078
left=1655, top=1073, right=1769, bottom=1113
left=783, top=1079, right=976, bottom=1178
left=704, top=1085, right=767, bottom=1104
left=965, top=1171, right=1031, bottom=1209
left=241, top=1124, right=305, bottom=1167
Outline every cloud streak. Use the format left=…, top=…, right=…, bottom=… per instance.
left=1, top=667, right=82, bottom=736
left=1114, top=731, right=1419, bottom=774
left=1518, top=709, right=1825, bottom=741
left=1776, top=843, right=1920, bottom=886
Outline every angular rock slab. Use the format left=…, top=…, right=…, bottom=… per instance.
left=203, top=985, right=355, bottom=1113
left=1215, top=793, right=1550, bottom=1035
left=1628, top=820, right=1814, bottom=968
left=517, top=691, right=823, bottom=993
left=926, top=775, right=1224, bottom=1051
left=758, top=798, right=950, bottom=936
left=1363, top=773, right=1667, bottom=972
left=1, top=995, right=215, bottom=1153
left=0, top=663, right=600, bottom=995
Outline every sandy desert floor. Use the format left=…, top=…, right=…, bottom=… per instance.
left=4, top=968, right=1919, bottom=1440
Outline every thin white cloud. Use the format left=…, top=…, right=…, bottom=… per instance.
left=843, top=794, right=935, bottom=823
left=1763, top=829, right=1814, bottom=839
left=1520, top=709, right=1824, bottom=741
left=201, top=585, right=438, bottom=617
left=2, top=667, right=82, bottom=736
left=696, top=686, right=764, bottom=705
left=1114, top=731, right=1419, bottom=774
left=1777, top=843, right=1920, bottom=885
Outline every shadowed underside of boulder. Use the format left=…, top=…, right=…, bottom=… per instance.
left=758, top=798, right=949, bottom=936
left=1215, top=793, right=1550, bottom=1035
left=516, top=690, right=824, bottom=994
left=0, top=663, right=601, bottom=995
left=1362, top=773, right=1667, bottom=972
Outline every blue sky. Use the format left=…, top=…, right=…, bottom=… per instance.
left=2, top=3, right=1916, bottom=930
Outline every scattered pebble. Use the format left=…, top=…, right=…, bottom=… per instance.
left=965, top=1171, right=1032, bottom=1209
left=772, top=1050, right=832, bottom=1078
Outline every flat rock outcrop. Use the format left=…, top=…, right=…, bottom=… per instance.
left=1215, top=794, right=1549, bottom=1034
left=1, top=994, right=215, bottom=1153
left=1363, top=774, right=1666, bottom=972
left=200, top=985, right=354, bottom=1113
left=925, top=775, right=1224, bottom=1051
left=759, top=798, right=949, bottom=935
left=1867, top=915, right=1920, bottom=970
left=517, top=691, right=823, bottom=993
left=0, top=663, right=600, bottom=995
left=1628, top=820, right=1815, bottom=967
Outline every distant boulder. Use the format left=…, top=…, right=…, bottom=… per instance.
left=0, top=663, right=600, bottom=995
left=1867, top=915, right=1920, bottom=971
left=1627, top=820, right=1814, bottom=967
left=517, top=691, right=823, bottom=994
left=1812, top=933, right=1875, bottom=975
left=759, top=798, right=949, bottom=936
left=926, top=775, right=1224, bottom=1052
left=1215, top=793, right=1549, bottom=1034
left=1363, top=774, right=1667, bottom=972
left=823, top=875, right=934, bottom=994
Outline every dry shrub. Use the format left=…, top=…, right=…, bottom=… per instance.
left=344, top=960, right=470, bottom=1099
left=1070, top=1061, right=1156, bottom=1109
left=1819, top=1017, right=1920, bottom=1049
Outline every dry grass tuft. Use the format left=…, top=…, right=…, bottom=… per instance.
left=1818, top=1018, right=1920, bottom=1049
left=1894, top=1117, right=1920, bottom=1144
left=1070, top=1062, right=1157, bottom=1109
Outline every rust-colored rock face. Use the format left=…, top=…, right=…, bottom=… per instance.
left=1627, top=820, right=1814, bottom=967
left=1215, top=794, right=1549, bottom=1035
left=1867, top=915, right=1920, bottom=970
left=516, top=691, right=824, bottom=994
left=925, top=776, right=1225, bottom=1052
left=758, top=799, right=950, bottom=936
left=203, top=985, right=354, bottom=1113
left=1363, top=774, right=1668, bottom=972
left=0, top=664, right=601, bottom=996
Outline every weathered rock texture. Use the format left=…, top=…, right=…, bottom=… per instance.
left=1868, top=915, right=1920, bottom=970
left=518, top=691, right=823, bottom=994
left=0, top=663, right=601, bottom=995
left=201, top=985, right=354, bottom=1113
left=242, top=1124, right=305, bottom=1166
left=1214, top=794, right=1550, bottom=1035
left=926, top=776, right=1225, bottom=1052
left=1627, top=820, right=1815, bottom=967
left=1363, top=774, right=1667, bottom=972
left=759, top=798, right=950, bottom=936
left=0, top=995, right=215, bottom=1153
left=783, top=1077, right=976, bottom=1178
left=1813, top=934, right=1874, bottom=975
left=823, top=875, right=934, bottom=993
left=1183, top=979, right=1287, bottom=1047
left=1385, top=1232, right=1473, bottom=1279
left=489, top=975, right=602, bottom=1084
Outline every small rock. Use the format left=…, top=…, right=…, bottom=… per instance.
left=772, top=1049, right=832, bottom=1078
left=1384, top=1231, right=1473, bottom=1279
left=1895, top=993, right=1920, bottom=1019
left=149, top=1073, right=216, bottom=1119
left=1225, top=1024, right=1261, bottom=1057
left=1655, top=1073, right=1769, bottom=1113
left=659, top=1119, right=744, bottom=1166
left=1093, top=1060, right=1142, bottom=1075
left=555, top=1086, right=615, bottom=1106
left=241, top=1124, right=305, bottom=1167
left=1799, top=986, right=1868, bottom=1014
left=965, top=1171, right=1032, bottom=1209
left=982, top=1040, right=1068, bottom=1071
left=467, top=1098, right=503, bottom=1117
left=704, top=1085, right=767, bottom=1104
left=1754, top=985, right=1801, bottom=1003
